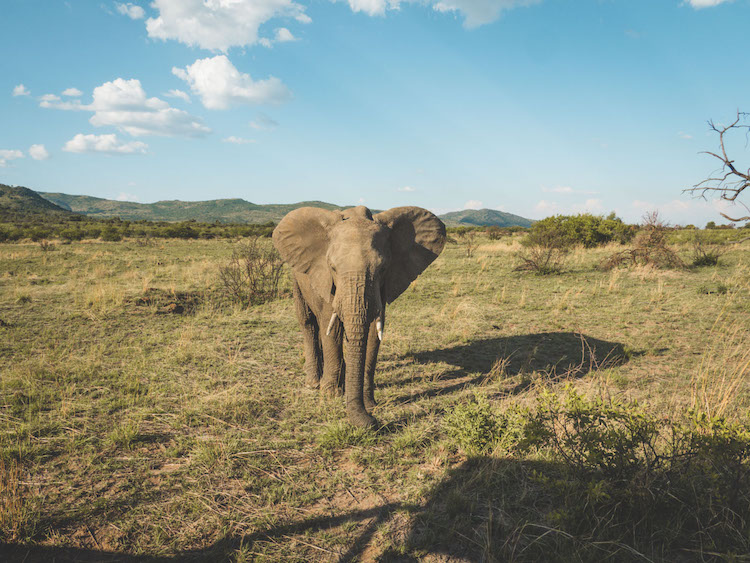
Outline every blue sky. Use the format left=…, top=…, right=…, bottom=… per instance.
left=1, top=0, right=749, bottom=225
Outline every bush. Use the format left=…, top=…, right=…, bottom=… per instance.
left=514, top=244, right=568, bottom=275
left=526, top=213, right=635, bottom=249
left=515, top=226, right=570, bottom=274
left=58, top=227, right=85, bottom=242
left=100, top=227, right=122, bottom=242
left=443, top=388, right=750, bottom=558
left=690, top=232, right=724, bottom=267
left=485, top=226, right=510, bottom=240
left=445, top=398, right=499, bottom=455
left=161, top=222, right=200, bottom=239
left=219, top=237, right=284, bottom=307
left=444, top=397, right=527, bottom=455
left=600, top=211, right=685, bottom=270
left=27, top=227, right=52, bottom=242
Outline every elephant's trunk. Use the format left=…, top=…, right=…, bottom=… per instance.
left=339, top=273, right=377, bottom=428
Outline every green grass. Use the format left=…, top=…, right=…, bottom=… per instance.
left=0, top=234, right=749, bottom=560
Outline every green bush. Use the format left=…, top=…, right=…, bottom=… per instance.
left=58, top=228, right=85, bottom=242
left=526, top=213, right=635, bottom=249
left=27, top=227, right=52, bottom=242
left=100, top=227, right=122, bottom=242
left=443, top=388, right=750, bottom=558
left=445, top=397, right=499, bottom=455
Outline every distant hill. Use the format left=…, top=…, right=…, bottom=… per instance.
left=0, top=184, right=75, bottom=219
left=439, top=208, right=534, bottom=228
left=24, top=189, right=533, bottom=227
left=39, top=192, right=346, bottom=223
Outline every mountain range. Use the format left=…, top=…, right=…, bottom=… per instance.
left=0, top=184, right=533, bottom=227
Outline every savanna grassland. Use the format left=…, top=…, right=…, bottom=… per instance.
left=1, top=231, right=750, bottom=561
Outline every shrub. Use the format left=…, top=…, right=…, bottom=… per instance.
left=58, top=227, right=85, bottom=242
left=443, top=388, right=750, bottom=558
left=514, top=244, right=568, bottom=275
left=27, top=227, right=52, bottom=242
left=445, top=398, right=499, bottom=455
left=161, top=222, right=200, bottom=239
left=219, top=237, right=284, bottom=307
left=690, top=232, right=724, bottom=267
left=38, top=240, right=55, bottom=252
left=100, top=227, right=122, bottom=242
left=526, top=213, right=635, bottom=249
left=600, top=211, right=685, bottom=270
left=485, top=226, right=509, bottom=240
left=515, top=225, right=570, bottom=274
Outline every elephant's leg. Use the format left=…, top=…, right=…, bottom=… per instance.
left=363, top=314, right=383, bottom=412
left=319, top=322, right=344, bottom=398
left=293, top=280, right=322, bottom=388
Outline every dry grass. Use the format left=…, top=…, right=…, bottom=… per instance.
left=0, top=234, right=749, bottom=560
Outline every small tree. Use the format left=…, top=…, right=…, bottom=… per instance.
left=219, top=238, right=284, bottom=307
left=600, top=211, right=685, bottom=270
left=687, top=111, right=750, bottom=224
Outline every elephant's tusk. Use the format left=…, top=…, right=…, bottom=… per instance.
left=376, top=319, right=383, bottom=341
left=326, top=313, right=338, bottom=336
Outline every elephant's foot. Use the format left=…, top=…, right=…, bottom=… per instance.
left=305, top=375, right=321, bottom=389
left=364, top=394, right=377, bottom=412
left=347, top=409, right=378, bottom=429
left=321, top=384, right=343, bottom=398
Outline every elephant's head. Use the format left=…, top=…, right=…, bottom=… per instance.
left=272, top=205, right=446, bottom=426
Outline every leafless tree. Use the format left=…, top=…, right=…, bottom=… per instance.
left=686, top=110, right=750, bottom=223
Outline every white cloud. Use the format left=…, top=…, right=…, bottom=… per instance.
left=164, top=89, right=191, bottom=103
left=686, top=0, right=733, bottom=8
left=533, top=198, right=604, bottom=217
left=116, top=2, right=146, bottom=19
left=0, top=149, right=24, bottom=167
left=432, top=0, right=540, bottom=28
left=173, top=55, right=291, bottom=110
left=13, top=84, right=30, bottom=97
left=678, top=131, right=693, bottom=140
left=62, top=87, right=83, bottom=97
left=534, top=199, right=558, bottom=215
left=222, top=136, right=256, bottom=144
left=29, top=144, right=50, bottom=160
left=145, top=0, right=310, bottom=51
left=275, top=27, right=296, bottom=42
left=576, top=198, right=604, bottom=213
left=116, top=192, right=139, bottom=201
left=250, top=113, right=279, bottom=130
left=63, top=133, right=148, bottom=154
left=42, top=78, right=210, bottom=137
left=260, top=27, right=298, bottom=47
left=464, top=199, right=483, bottom=210
left=345, top=0, right=398, bottom=16
left=398, top=186, right=416, bottom=192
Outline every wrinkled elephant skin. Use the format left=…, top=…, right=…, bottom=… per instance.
left=273, top=206, right=446, bottom=427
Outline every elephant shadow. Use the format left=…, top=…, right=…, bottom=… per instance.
left=383, top=332, right=633, bottom=405
left=411, top=331, right=629, bottom=380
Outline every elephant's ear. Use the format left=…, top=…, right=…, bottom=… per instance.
left=273, top=207, right=342, bottom=300
left=374, top=206, right=446, bottom=303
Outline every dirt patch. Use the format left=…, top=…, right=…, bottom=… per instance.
left=131, top=287, right=202, bottom=315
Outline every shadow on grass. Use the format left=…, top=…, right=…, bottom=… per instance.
left=5, top=449, right=747, bottom=561
left=384, top=332, right=634, bottom=406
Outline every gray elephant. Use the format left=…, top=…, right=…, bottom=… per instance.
left=273, top=205, right=446, bottom=427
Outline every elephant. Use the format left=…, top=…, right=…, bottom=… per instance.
left=273, top=205, right=446, bottom=428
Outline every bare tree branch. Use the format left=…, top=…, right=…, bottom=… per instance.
left=685, top=110, right=750, bottom=222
